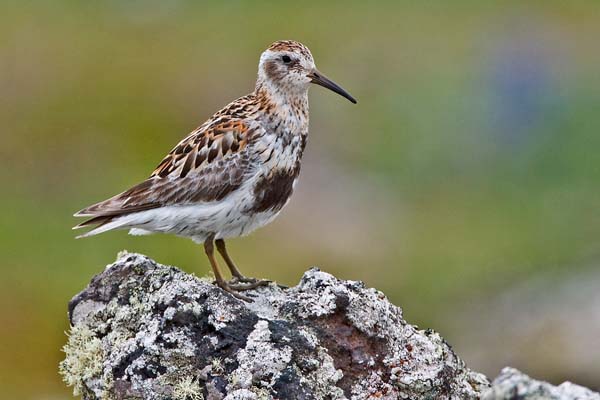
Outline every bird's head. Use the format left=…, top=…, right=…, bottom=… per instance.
left=257, top=40, right=356, bottom=104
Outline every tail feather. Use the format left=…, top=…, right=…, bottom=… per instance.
left=73, top=215, right=114, bottom=229
left=75, top=216, right=132, bottom=239
left=74, top=179, right=162, bottom=237
left=74, top=179, right=160, bottom=218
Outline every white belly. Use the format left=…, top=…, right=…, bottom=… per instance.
left=122, top=179, right=284, bottom=243
left=128, top=205, right=281, bottom=243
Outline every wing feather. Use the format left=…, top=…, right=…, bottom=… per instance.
left=74, top=120, right=260, bottom=226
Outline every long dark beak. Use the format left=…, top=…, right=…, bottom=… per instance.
left=309, top=69, right=357, bottom=104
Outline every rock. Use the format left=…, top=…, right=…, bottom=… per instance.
left=59, top=252, right=598, bottom=399
left=483, top=368, right=600, bottom=400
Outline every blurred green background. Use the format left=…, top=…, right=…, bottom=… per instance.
left=2, top=1, right=600, bottom=397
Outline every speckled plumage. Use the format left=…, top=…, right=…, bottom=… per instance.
left=74, top=40, right=356, bottom=299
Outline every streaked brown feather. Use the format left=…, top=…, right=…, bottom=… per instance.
left=74, top=119, right=260, bottom=225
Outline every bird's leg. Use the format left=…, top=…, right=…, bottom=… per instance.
left=204, top=236, right=252, bottom=301
left=214, top=238, right=249, bottom=280
left=215, top=239, right=270, bottom=289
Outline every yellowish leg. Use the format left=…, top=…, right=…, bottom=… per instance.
left=204, top=236, right=252, bottom=301
left=215, top=239, right=270, bottom=289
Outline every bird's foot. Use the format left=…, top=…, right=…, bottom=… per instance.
left=228, top=277, right=270, bottom=290
left=213, top=278, right=269, bottom=302
left=215, top=280, right=255, bottom=302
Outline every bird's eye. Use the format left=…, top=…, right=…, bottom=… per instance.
left=281, top=55, right=292, bottom=63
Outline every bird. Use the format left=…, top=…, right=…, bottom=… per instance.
left=74, top=40, right=356, bottom=301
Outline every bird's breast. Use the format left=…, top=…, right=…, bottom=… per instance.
left=255, top=115, right=307, bottom=168
left=246, top=111, right=308, bottom=213
left=249, top=166, right=300, bottom=214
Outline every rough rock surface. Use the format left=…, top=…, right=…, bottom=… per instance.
left=483, top=368, right=600, bottom=400
left=60, top=252, right=599, bottom=400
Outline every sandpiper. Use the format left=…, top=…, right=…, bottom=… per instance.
left=74, top=40, right=356, bottom=300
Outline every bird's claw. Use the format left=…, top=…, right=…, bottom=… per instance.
left=214, top=277, right=269, bottom=302
left=216, top=281, right=255, bottom=302
left=229, top=277, right=271, bottom=289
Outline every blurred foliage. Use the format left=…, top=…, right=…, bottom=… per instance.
left=1, top=1, right=600, bottom=398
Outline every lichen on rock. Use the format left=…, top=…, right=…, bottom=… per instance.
left=172, top=376, right=204, bottom=400
left=60, top=252, right=598, bottom=399
left=483, top=368, right=600, bottom=400
left=59, top=325, right=104, bottom=397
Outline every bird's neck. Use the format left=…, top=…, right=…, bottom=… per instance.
left=253, top=82, right=309, bottom=174
left=254, top=81, right=310, bottom=128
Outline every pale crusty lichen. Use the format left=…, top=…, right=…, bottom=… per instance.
left=99, top=374, right=117, bottom=400
left=172, top=376, right=204, bottom=400
left=483, top=368, right=600, bottom=400
left=59, top=325, right=105, bottom=396
left=250, top=386, right=272, bottom=400
left=227, top=320, right=293, bottom=390
left=62, top=253, right=494, bottom=399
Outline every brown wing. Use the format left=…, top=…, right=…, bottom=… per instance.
left=74, top=120, right=259, bottom=226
